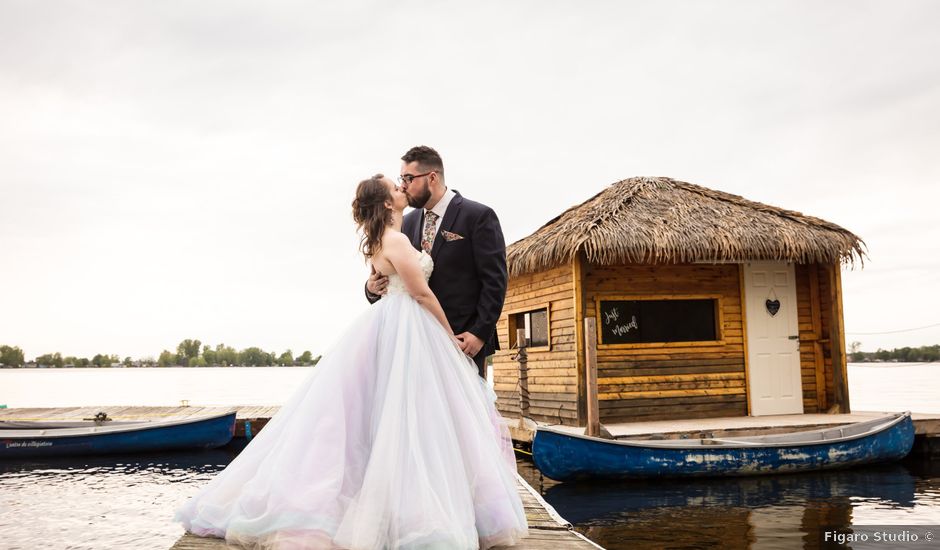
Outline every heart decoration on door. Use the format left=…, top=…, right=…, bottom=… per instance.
left=766, top=288, right=780, bottom=317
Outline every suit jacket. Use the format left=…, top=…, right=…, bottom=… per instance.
left=367, top=191, right=508, bottom=377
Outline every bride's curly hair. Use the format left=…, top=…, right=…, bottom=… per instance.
left=352, top=174, right=392, bottom=259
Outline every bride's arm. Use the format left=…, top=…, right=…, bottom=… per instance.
left=382, top=233, right=453, bottom=334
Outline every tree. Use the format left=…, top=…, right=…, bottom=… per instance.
left=849, top=341, right=864, bottom=363
left=0, top=345, right=25, bottom=367
left=297, top=350, right=313, bottom=365
left=188, top=356, right=208, bottom=368
left=91, top=354, right=114, bottom=367
left=158, top=350, right=178, bottom=367
left=278, top=350, right=294, bottom=366
left=177, top=339, right=202, bottom=361
left=35, top=352, right=64, bottom=368
left=202, top=344, right=217, bottom=366
left=239, top=347, right=268, bottom=367
left=123, top=356, right=134, bottom=367
left=215, top=344, right=238, bottom=366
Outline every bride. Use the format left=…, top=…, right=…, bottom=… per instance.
left=174, top=174, right=529, bottom=549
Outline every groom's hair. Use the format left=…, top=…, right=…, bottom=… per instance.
left=401, top=146, right=444, bottom=179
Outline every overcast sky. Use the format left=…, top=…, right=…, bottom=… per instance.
left=2, top=0, right=938, bottom=361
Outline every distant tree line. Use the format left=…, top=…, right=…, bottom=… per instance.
left=0, top=340, right=320, bottom=368
left=849, top=342, right=939, bottom=363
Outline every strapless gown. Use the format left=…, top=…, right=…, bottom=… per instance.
left=174, top=251, right=528, bottom=549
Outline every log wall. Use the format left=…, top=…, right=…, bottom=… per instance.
left=583, top=263, right=747, bottom=422
left=492, top=263, right=579, bottom=424
left=493, top=260, right=843, bottom=425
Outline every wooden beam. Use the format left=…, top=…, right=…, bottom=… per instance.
left=572, top=253, right=587, bottom=427
left=584, top=317, right=600, bottom=437
left=834, top=263, right=850, bottom=412
left=827, top=263, right=851, bottom=412
left=516, top=328, right=530, bottom=423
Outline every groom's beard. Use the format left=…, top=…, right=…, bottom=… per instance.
left=407, top=186, right=432, bottom=209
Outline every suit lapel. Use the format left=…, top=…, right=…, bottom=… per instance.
left=405, top=209, right=422, bottom=251
left=431, top=191, right=463, bottom=261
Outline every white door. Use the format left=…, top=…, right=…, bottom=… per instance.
left=743, top=261, right=803, bottom=416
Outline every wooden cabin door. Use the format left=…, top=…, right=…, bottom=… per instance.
left=743, top=261, right=804, bottom=416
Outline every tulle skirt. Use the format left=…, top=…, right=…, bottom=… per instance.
left=174, top=293, right=528, bottom=549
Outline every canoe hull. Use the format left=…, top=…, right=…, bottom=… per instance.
left=533, top=414, right=915, bottom=481
left=0, top=413, right=236, bottom=458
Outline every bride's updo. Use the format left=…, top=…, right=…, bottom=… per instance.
left=352, top=173, right=392, bottom=259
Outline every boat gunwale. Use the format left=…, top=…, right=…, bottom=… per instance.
left=0, top=411, right=237, bottom=440
left=535, top=412, right=911, bottom=450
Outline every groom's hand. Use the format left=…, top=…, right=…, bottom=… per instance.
left=367, top=266, right=388, bottom=296
left=455, top=332, right=484, bottom=357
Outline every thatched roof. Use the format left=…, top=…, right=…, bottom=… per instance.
left=507, top=176, right=866, bottom=277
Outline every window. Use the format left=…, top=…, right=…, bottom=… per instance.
left=509, top=307, right=549, bottom=348
left=597, top=297, right=720, bottom=345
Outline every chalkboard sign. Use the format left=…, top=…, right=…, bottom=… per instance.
left=599, top=299, right=718, bottom=344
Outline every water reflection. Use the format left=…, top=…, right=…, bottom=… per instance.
left=516, top=458, right=933, bottom=549
left=1, top=444, right=936, bottom=550
left=0, top=443, right=249, bottom=550
left=0, top=441, right=247, bottom=476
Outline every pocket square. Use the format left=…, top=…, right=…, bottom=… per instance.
left=441, top=230, right=464, bottom=242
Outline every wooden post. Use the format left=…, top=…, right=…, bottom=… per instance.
left=515, top=328, right=530, bottom=423
left=833, top=264, right=850, bottom=412
left=584, top=317, right=600, bottom=437
left=827, top=263, right=851, bottom=412
left=572, top=254, right=587, bottom=427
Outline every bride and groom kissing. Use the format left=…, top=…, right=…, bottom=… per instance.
left=364, top=145, right=507, bottom=379
left=174, top=145, right=528, bottom=549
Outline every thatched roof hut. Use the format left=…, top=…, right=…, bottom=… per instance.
left=507, top=176, right=866, bottom=277
left=493, top=176, right=862, bottom=427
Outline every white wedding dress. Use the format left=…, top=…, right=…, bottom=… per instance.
left=174, top=251, right=528, bottom=549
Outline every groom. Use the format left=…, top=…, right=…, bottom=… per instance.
left=365, top=145, right=508, bottom=378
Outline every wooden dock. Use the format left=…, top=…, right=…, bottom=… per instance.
left=169, top=474, right=601, bottom=550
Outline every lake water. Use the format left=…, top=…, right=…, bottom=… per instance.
left=1, top=363, right=938, bottom=549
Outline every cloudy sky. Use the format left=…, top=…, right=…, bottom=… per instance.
left=1, top=0, right=938, bottom=361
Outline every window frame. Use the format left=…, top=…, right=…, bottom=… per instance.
left=506, top=303, right=552, bottom=351
left=594, top=293, right=725, bottom=349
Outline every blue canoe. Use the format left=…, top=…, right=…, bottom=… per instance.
left=0, top=411, right=236, bottom=458
left=533, top=412, right=915, bottom=480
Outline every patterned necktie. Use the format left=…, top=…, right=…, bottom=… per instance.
left=421, top=210, right=439, bottom=253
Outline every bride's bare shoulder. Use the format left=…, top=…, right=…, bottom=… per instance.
left=381, top=231, right=411, bottom=251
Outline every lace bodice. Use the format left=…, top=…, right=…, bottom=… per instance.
left=385, top=251, right=434, bottom=296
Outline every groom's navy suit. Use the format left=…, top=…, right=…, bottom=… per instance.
left=368, top=191, right=508, bottom=378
